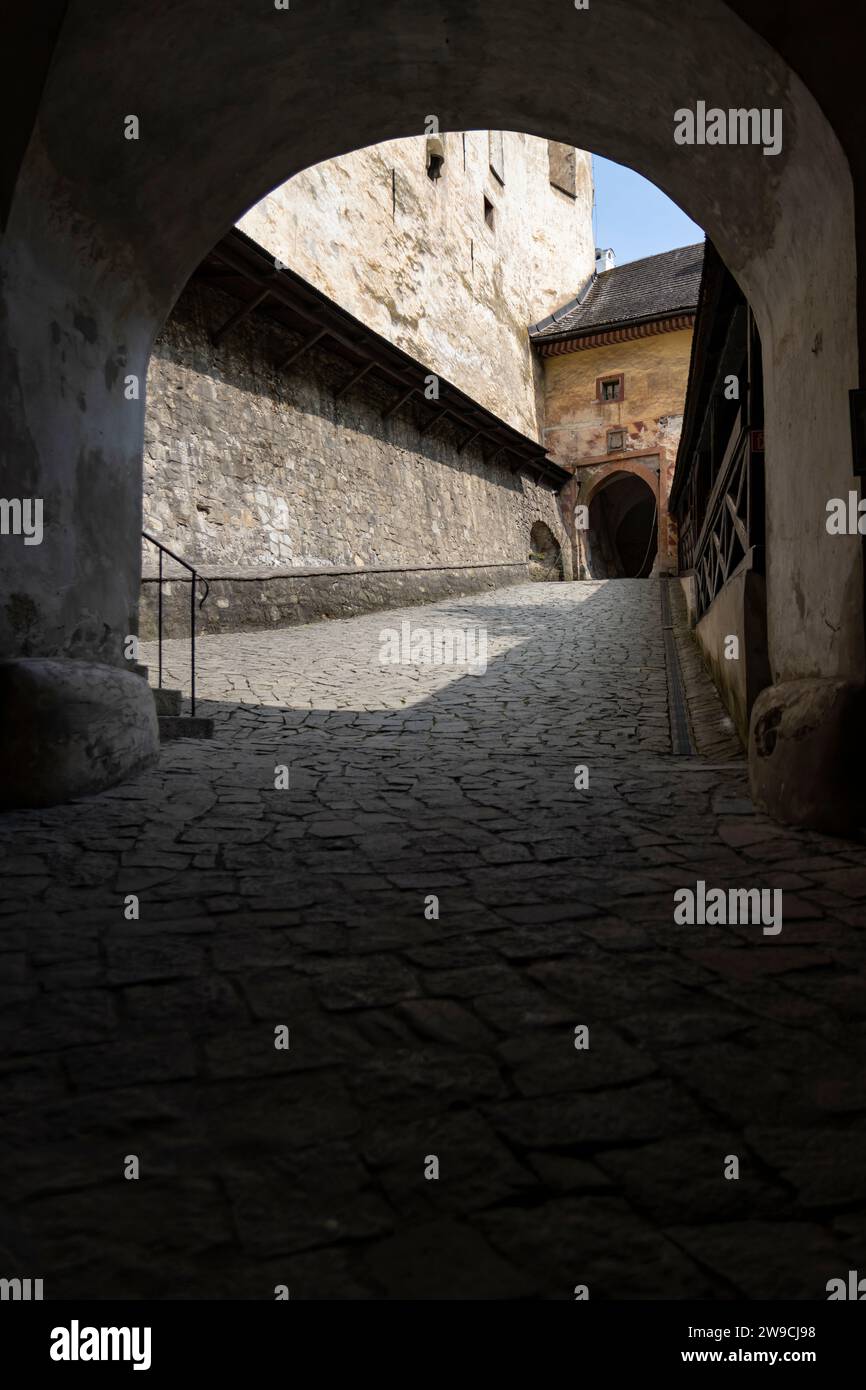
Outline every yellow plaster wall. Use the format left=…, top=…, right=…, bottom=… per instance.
left=541, top=327, right=694, bottom=468
left=542, top=326, right=694, bottom=569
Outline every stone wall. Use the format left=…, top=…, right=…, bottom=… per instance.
left=139, top=562, right=531, bottom=640
left=238, top=132, right=595, bottom=440
left=142, top=278, right=567, bottom=633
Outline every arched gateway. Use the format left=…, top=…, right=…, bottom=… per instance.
left=0, top=1, right=862, bottom=828
left=585, top=471, right=658, bottom=580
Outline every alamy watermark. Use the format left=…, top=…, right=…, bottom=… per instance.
left=674, top=879, right=782, bottom=935
left=0, top=498, right=43, bottom=545
left=674, top=102, right=782, bottom=157
left=379, top=620, right=487, bottom=675
left=825, top=491, right=866, bottom=534
left=827, top=1270, right=866, bottom=1299
left=50, top=1321, right=151, bottom=1371
left=1, top=1276, right=42, bottom=1300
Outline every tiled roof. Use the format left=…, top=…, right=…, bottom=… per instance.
left=530, top=241, right=704, bottom=342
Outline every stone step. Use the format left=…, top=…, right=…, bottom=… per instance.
left=151, top=686, right=182, bottom=716
left=158, top=715, right=214, bottom=742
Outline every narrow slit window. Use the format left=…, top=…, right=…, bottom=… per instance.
left=426, top=136, right=445, bottom=182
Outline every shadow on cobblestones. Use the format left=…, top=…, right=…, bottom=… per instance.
left=1, top=582, right=865, bottom=1298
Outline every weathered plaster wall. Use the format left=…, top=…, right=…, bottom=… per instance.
left=239, top=132, right=595, bottom=441
left=541, top=327, right=694, bottom=572
left=143, top=280, right=566, bottom=625
left=541, top=328, right=693, bottom=466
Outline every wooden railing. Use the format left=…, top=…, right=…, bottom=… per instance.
left=679, top=420, right=763, bottom=621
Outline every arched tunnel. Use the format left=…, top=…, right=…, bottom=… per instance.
left=584, top=472, right=658, bottom=578
left=2, top=0, right=866, bottom=1316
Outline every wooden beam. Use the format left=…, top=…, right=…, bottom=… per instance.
left=278, top=327, right=326, bottom=371
left=724, top=492, right=749, bottom=549
left=457, top=428, right=483, bottom=454
left=211, top=285, right=272, bottom=346
left=382, top=386, right=416, bottom=421
left=213, top=244, right=360, bottom=354
left=197, top=271, right=256, bottom=287
left=420, top=408, right=451, bottom=437
left=516, top=458, right=535, bottom=475
left=334, top=360, right=374, bottom=400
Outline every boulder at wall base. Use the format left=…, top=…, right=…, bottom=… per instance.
left=0, top=657, right=159, bottom=809
left=749, top=678, right=866, bottom=837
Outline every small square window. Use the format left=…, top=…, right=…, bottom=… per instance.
left=607, top=429, right=625, bottom=452
left=597, top=374, right=624, bottom=402
left=483, top=195, right=495, bottom=230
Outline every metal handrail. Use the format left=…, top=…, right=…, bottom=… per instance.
left=142, top=531, right=210, bottom=715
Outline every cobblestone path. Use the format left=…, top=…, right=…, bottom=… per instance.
left=2, top=580, right=865, bottom=1299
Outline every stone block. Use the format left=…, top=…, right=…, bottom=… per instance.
left=151, top=685, right=182, bottom=715
left=0, top=658, right=159, bottom=809
left=749, top=678, right=866, bottom=836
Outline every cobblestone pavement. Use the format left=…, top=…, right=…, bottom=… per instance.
left=2, top=580, right=866, bottom=1300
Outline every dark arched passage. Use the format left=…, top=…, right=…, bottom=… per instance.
left=586, top=473, right=657, bottom=579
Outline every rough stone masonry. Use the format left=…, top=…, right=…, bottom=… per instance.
left=142, top=276, right=569, bottom=635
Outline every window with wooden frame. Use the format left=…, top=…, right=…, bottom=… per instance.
left=597, top=373, right=624, bottom=403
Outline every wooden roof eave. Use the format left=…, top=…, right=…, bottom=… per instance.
left=193, top=227, right=570, bottom=488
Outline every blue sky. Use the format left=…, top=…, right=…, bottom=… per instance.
left=592, top=154, right=703, bottom=266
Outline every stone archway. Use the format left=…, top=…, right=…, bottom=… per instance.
left=585, top=472, right=657, bottom=579
left=1, top=0, right=861, bottom=821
